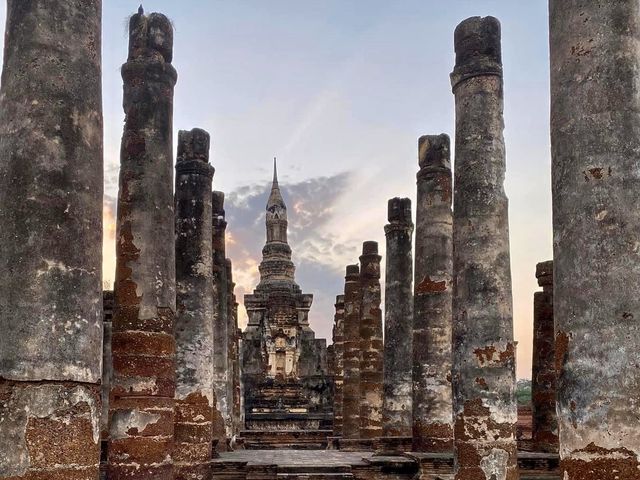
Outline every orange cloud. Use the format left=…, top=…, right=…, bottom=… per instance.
left=102, top=200, right=117, bottom=290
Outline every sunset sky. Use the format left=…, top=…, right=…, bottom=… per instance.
left=0, top=1, right=552, bottom=379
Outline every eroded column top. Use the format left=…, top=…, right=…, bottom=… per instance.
left=345, top=264, right=360, bottom=282
left=128, top=8, right=174, bottom=63
left=536, top=260, right=553, bottom=288
left=451, top=16, right=502, bottom=89
left=176, top=128, right=214, bottom=177
left=387, top=197, right=412, bottom=225
left=360, top=242, right=381, bottom=280
left=418, top=134, right=451, bottom=171
left=213, top=191, right=226, bottom=216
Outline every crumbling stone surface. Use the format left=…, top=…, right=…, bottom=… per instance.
left=531, top=260, right=557, bottom=453
left=412, top=135, right=454, bottom=453
left=342, top=265, right=362, bottom=440
left=174, top=128, right=216, bottom=477
left=383, top=199, right=414, bottom=439
left=0, top=382, right=101, bottom=480
left=0, top=1, right=104, bottom=477
left=108, top=8, right=178, bottom=479
left=550, top=2, right=640, bottom=477
left=212, top=191, right=231, bottom=445
left=450, top=16, right=518, bottom=479
left=359, top=241, right=384, bottom=440
left=0, top=0, right=103, bottom=383
left=332, top=295, right=345, bottom=437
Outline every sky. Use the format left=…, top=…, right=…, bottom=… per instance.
left=0, top=1, right=552, bottom=379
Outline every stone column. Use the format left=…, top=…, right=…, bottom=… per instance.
left=550, top=2, right=640, bottom=476
left=0, top=2, right=103, bottom=478
left=412, top=134, right=454, bottom=452
left=108, top=9, right=178, bottom=479
left=450, top=17, right=518, bottom=479
left=341, top=265, right=362, bottom=440
left=382, top=199, right=414, bottom=441
left=531, top=260, right=557, bottom=453
left=333, top=295, right=346, bottom=437
left=102, top=291, right=115, bottom=459
left=212, top=191, right=231, bottom=445
left=359, top=241, right=384, bottom=440
left=226, top=259, right=242, bottom=436
left=174, top=129, right=216, bottom=478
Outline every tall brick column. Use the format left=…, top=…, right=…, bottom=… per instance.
left=550, top=2, right=640, bottom=477
left=0, top=2, right=103, bottom=478
left=531, top=260, right=557, bottom=453
left=212, top=191, right=231, bottom=446
left=382, top=199, right=414, bottom=442
left=226, top=259, right=242, bottom=435
left=450, top=16, right=518, bottom=479
left=412, top=134, right=454, bottom=453
left=108, top=8, right=178, bottom=479
left=359, top=241, right=384, bottom=440
left=332, top=295, right=346, bottom=437
left=341, top=265, right=362, bottom=441
left=102, top=291, right=115, bottom=460
left=174, top=129, right=216, bottom=478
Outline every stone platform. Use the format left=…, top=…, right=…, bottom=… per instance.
left=241, top=429, right=333, bottom=449
left=211, top=450, right=560, bottom=480
left=212, top=450, right=414, bottom=480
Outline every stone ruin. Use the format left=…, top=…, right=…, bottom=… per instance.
left=0, top=2, right=639, bottom=480
left=241, top=161, right=333, bottom=449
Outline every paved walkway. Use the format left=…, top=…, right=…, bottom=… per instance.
left=215, top=450, right=374, bottom=466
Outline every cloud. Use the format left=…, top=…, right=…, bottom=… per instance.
left=225, top=172, right=353, bottom=341
left=103, top=193, right=117, bottom=290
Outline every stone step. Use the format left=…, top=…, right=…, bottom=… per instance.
left=429, top=476, right=559, bottom=480
left=278, top=465, right=351, bottom=474
left=276, top=474, right=354, bottom=480
left=241, top=429, right=331, bottom=450
left=521, top=477, right=561, bottom=480
left=245, top=443, right=327, bottom=450
left=241, top=430, right=333, bottom=437
left=407, top=451, right=560, bottom=479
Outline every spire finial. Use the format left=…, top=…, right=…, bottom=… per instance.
left=273, top=157, right=278, bottom=185
left=138, top=4, right=144, bottom=15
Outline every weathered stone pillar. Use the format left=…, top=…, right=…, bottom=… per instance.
left=359, top=241, right=384, bottom=440
left=382, top=199, right=414, bottom=441
left=0, top=2, right=103, bottom=478
left=102, top=291, right=115, bottom=459
left=412, top=134, right=454, bottom=453
left=531, top=260, right=557, bottom=453
left=174, top=129, right=215, bottom=478
left=108, top=8, right=178, bottom=479
left=212, top=191, right=231, bottom=446
left=450, top=16, right=518, bottom=479
left=333, top=295, right=346, bottom=437
left=341, top=265, right=362, bottom=440
left=550, top=2, right=640, bottom=476
left=226, top=259, right=242, bottom=436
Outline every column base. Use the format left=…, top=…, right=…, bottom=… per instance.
left=0, top=381, right=101, bottom=480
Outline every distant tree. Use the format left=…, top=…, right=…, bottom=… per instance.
left=516, top=379, right=532, bottom=406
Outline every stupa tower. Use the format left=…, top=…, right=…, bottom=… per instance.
left=241, top=160, right=331, bottom=442
left=257, top=159, right=299, bottom=291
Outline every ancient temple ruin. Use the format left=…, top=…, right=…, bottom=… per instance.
left=241, top=161, right=332, bottom=448
left=2, top=2, right=640, bottom=480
